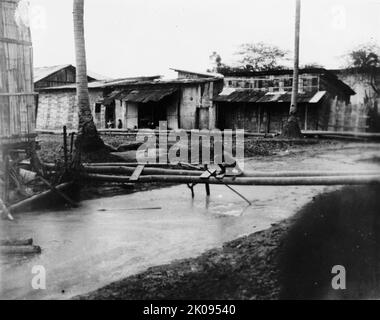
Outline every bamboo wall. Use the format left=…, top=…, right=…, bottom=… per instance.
left=0, top=0, right=36, bottom=145
left=327, top=98, right=369, bottom=132
left=36, top=89, right=103, bottom=130
left=333, top=72, right=378, bottom=132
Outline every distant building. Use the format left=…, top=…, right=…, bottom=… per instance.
left=34, top=64, right=107, bottom=89
left=331, top=68, right=380, bottom=132
left=212, top=68, right=355, bottom=133
left=36, top=75, right=223, bottom=131
left=35, top=67, right=360, bottom=133
left=170, top=68, right=223, bottom=80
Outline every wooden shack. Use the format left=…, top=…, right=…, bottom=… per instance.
left=36, top=77, right=224, bottom=131
left=214, top=68, right=356, bottom=133
left=0, top=0, right=36, bottom=148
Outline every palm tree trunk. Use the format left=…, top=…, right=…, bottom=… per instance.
left=282, top=0, right=302, bottom=138
left=73, top=0, right=103, bottom=152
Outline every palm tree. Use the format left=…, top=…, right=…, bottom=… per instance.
left=73, top=0, right=104, bottom=151
left=282, top=0, right=302, bottom=138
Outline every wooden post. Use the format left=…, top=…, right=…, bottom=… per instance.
left=205, top=183, right=210, bottom=196
left=204, top=164, right=211, bottom=196
left=63, top=126, right=68, bottom=169
left=257, top=105, right=261, bottom=133
left=70, top=132, right=75, bottom=158
left=304, top=104, right=308, bottom=130
left=4, top=155, right=10, bottom=204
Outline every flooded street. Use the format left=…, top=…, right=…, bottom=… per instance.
left=1, top=143, right=380, bottom=300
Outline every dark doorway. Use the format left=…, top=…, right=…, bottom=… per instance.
left=105, top=102, right=115, bottom=128
left=138, top=102, right=167, bottom=129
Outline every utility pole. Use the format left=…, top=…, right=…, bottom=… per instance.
left=282, top=0, right=302, bottom=138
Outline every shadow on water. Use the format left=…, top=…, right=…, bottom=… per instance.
left=278, top=185, right=380, bottom=300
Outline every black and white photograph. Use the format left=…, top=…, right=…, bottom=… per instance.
left=1, top=0, right=380, bottom=307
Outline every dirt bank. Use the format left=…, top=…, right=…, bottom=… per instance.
left=77, top=185, right=380, bottom=300
left=37, top=133, right=338, bottom=163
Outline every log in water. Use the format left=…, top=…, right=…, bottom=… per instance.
left=0, top=238, right=33, bottom=246
left=0, top=245, right=41, bottom=255
left=82, top=173, right=380, bottom=186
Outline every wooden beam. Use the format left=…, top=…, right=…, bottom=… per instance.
left=0, top=238, right=33, bottom=246
left=129, top=165, right=145, bottom=181
left=83, top=173, right=380, bottom=186
left=8, top=182, right=74, bottom=214
left=0, top=37, right=33, bottom=46
left=82, top=165, right=380, bottom=178
left=0, top=245, right=41, bottom=255
left=38, top=177, right=78, bottom=207
left=0, top=92, right=37, bottom=96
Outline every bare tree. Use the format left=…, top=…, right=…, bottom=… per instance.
left=73, top=0, right=104, bottom=152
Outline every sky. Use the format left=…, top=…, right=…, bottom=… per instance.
left=27, top=0, right=380, bottom=79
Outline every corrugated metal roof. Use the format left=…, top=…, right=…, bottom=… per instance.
left=120, top=87, right=178, bottom=103
left=213, top=89, right=265, bottom=102
left=34, top=64, right=71, bottom=83
left=214, top=89, right=326, bottom=104
left=170, top=67, right=223, bottom=79
left=257, top=91, right=322, bottom=103
left=34, top=64, right=109, bottom=83
left=38, top=76, right=219, bottom=91
left=99, top=87, right=178, bottom=104
left=99, top=90, right=124, bottom=105
left=309, top=90, right=327, bottom=103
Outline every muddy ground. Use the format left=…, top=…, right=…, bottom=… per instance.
left=78, top=185, right=380, bottom=300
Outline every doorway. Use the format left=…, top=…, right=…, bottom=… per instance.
left=105, top=102, right=115, bottom=128
left=138, top=102, right=167, bottom=129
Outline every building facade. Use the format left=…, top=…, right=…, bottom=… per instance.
left=332, top=68, right=380, bottom=132
left=36, top=76, right=223, bottom=131
left=213, top=68, right=355, bottom=133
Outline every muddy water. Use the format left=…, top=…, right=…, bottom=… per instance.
left=1, top=143, right=379, bottom=300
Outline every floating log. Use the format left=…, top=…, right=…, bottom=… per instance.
left=82, top=162, right=202, bottom=169
left=38, top=176, right=78, bottom=207
left=84, top=165, right=201, bottom=177
left=0, top=238, right=33, bottom=246
left=8, top=182, right=74, bottom=213
left=0, top=245, right=41, bottom=255
left=82, top=165, right=380, bottom=178
left=82, top=173, right=380, bottom=186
